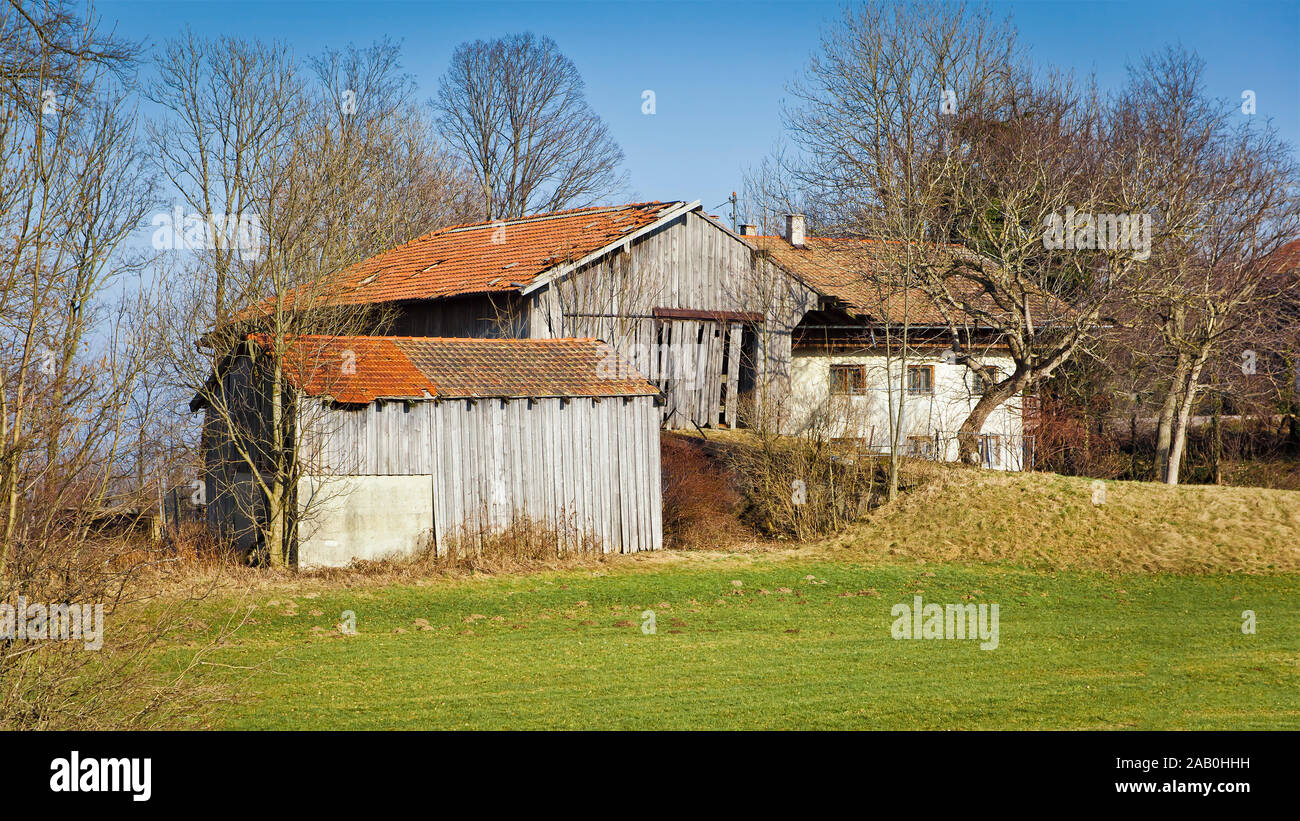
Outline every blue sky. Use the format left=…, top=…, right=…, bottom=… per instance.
left=105, top=0, right=1300, bottom=221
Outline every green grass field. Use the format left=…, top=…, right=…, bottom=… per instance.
left=160, top=555, right=1300, bottom=730
left=139, top=469, right=1300, bottom=729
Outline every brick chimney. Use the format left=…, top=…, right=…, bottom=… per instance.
left=785, top=213, right=806, bottom=247
left=739, top=223, right=757, bottom=236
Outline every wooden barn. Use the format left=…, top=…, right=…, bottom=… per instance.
left=310, top=200, right=818, bottom=430
left=195, top=334, right=662, bottom=567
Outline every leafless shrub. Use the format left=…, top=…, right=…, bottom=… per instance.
left=0, top=0, right=237, bottom=730
left=0, top=527, right=241, bottom=730
left=660, top=434, right=745, bottom=550
left=725, top=398, right=880, bottom=540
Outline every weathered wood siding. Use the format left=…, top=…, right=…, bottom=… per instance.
left=527, top=211, right=817, bottom=429
left=300, top=399, right=436, bottom=475
left=201, top=350, right=270, bottom=552
left=299, top=394, right=662, bottom=556
left=387, top=294, right=527, bottom=338
left=335, top=210, right=817, bottom=431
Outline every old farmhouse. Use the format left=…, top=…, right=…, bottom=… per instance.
left=750, top=225, right=1036, bottom=469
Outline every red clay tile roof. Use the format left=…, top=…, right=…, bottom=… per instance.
left=249, top=334, right=435, bottom=404
left=1264, top=239, right=1300, bottom=274
left=249, top=335, right=657, bottom=403
left=751, top=234, right=1065, bottom=325
left=314, top=201, right=685, bottom=306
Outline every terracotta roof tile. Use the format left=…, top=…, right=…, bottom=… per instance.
left=752, top=235, right=1064, bottom=325
left=1265, top=238, right=1300, bottom=274
left=250, top=335, right=657, bottom=403
left=248, top=334, right=435, bottom=404
left=319, top=201, right=683, bottom=306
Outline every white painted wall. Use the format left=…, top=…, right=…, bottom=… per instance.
left=296, top=475, right=433, bottom=568
left=788, top=350, right=1027, bottom=469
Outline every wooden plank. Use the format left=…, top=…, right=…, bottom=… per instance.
left=636, top=397, right=652, bottom=551
left=490, top=399, right=506, bottom=528
left=725, top=322, right=742, bottom=426
left=541, top=400, right=555, bottom=538
left=447, top=402, right=464, bottom=545
left=626, top=398, right=641, bottom=552
left=653, top=307, right=765, bottom=323
left=579, top=399, right=593, bottom=545
left=562, top=399, right=576, bottom=548
left=432, top=403, right=445, bottom=552
left=617, top=397, right=632, bottom=551
left=598, top=399, right=613, bottom=551
left=646, top=398, right=664, bottom=550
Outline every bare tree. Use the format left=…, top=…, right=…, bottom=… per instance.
left=433, top=32, right=625, bottom=220
left=307, top=38, right=480, bottom=259
left=1116, top=46, right=1300, bottom=484
left=781, top=0, right=1019, bottom=494
left=149, top=35, right=477, bottom=567
left=0, top=0, right=219, bottom=730
left=150, top=35, right=356, bottom=567
left=0, top=0, right=151, bottom=569
left=919, top=57, right=1159, bottom=465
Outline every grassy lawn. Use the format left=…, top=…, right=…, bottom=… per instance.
left=157, top=555, right=1300, bottom=730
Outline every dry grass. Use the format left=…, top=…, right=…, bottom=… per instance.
left=0, top=526, right=241, bottom=730
left=138, top=461, right=1300, bottom=604
left=679, top=427, right=881, bottom=541
left=311, top=515, right=610, bottom=581
left=833, top=465, right=1300, bottom=573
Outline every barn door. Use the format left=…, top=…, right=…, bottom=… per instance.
left=735, top=323, right=759, bottom=427
left=720, top=321, right=763, bottom=427
left=652, top=317, right=757, bottom=430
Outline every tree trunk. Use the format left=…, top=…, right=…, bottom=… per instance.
left=1153, top=355, right=1187, bottom=482
left=1129, top=410, right=1139, bottom=479
left=956, top=373, right=1025, bottom=464
left=267, top=357, right=287, bottom=568
left=1211, top=393, right=1222, bottom=485
left=1165, top=353, right=1207, bottom=486
left=888, top=353, right=904, bottom=502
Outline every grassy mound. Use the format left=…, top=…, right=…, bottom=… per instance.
left=834, top=467, right=1300, bottom=574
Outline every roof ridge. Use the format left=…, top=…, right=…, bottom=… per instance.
left=395, top=336, right=602, bottom=343
left=754, top=234, right=966, bottom=249
left=436, top=201, right=675, bottom=235
left=411, top=200, right=674, bottom=239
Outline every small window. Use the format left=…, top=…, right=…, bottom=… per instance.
left=829, top=364, right=867, bottom=395
left=906, top=435, right=935, bottom=459
left=907, top=365, right=934, bottom=395
left=970, top=366, right=1000, bottom=395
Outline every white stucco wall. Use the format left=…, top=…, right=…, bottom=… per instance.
left=296, top=475, right=433, bottom=568
left=788, top=350, right=1027, bottom=469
